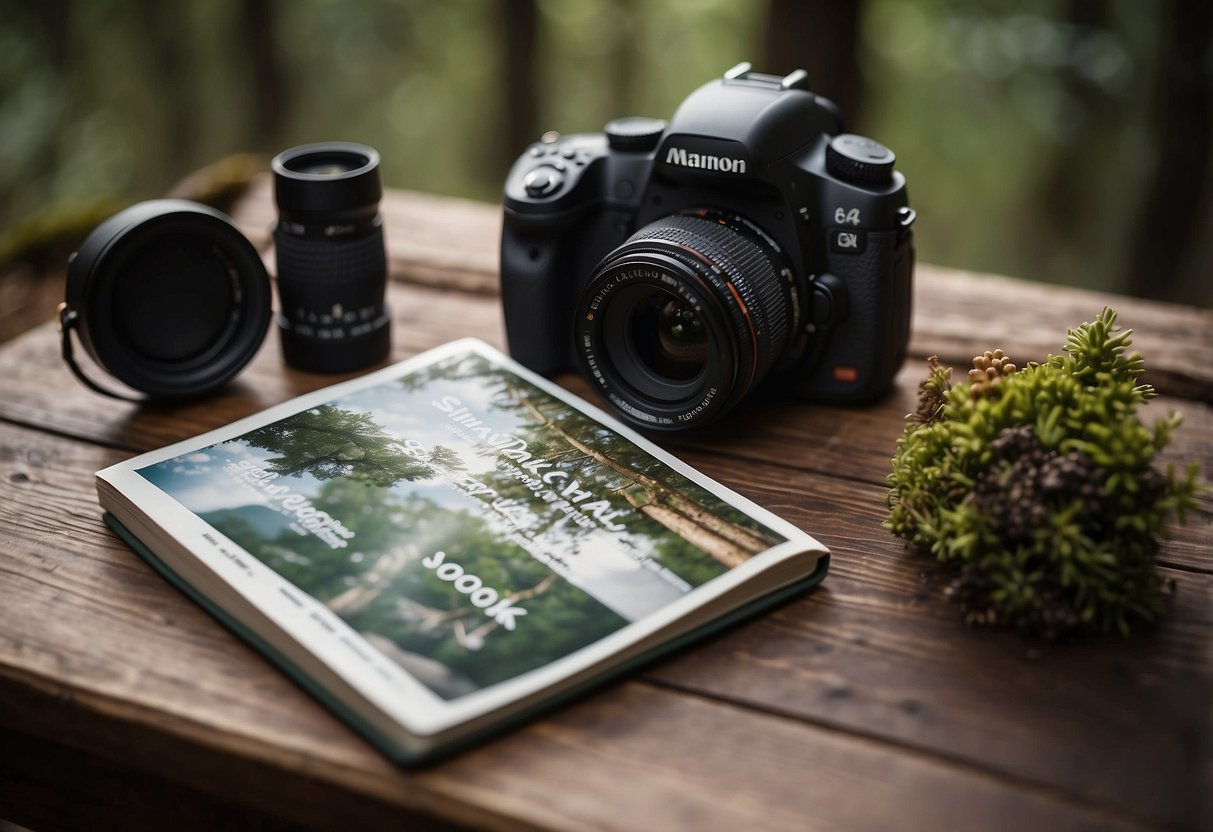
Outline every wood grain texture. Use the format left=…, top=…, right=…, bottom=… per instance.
left=644, top=453, right=1212, bottom=830
left=0, top=416, right=1206, bottom=829
left=3, top=306, right=1207, bottom=497
left=227, top=183, right=1212, bottom=398
left=0, top=186, right=1209, bottom=831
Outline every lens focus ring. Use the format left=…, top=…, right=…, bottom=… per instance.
left=275, top=225, right=386, bottom=291
left=576, top=212, right=794, bottom=430
left=273, top=225, right=390, bottom=372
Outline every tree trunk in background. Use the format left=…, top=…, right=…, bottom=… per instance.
left=1014, top=1, right=1120, bottom=297
left=762, top=0, right=864, bottom=128
left=136, top=0, right=199, bottom=174
left=1038, top=1, right=1112, bottom=228
left=33, top=0, right=71, bottom=68
left=241, top=0, right=286, bottom=151
left=15, top=0, right=74, bottom=230
left=606, top=0, right=638, bottom=121
left=1123, top=1, right=1213, bottom=304
left=497, top=0, right=539, bottom=181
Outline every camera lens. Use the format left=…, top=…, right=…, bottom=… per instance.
left=629, top=291, right=709, bottom=381
left=576, top=213, right=795, bottom=430
left=272, top=142, right=391, bottom=373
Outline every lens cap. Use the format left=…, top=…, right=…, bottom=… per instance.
left=62, top=199, right=271, bottom=399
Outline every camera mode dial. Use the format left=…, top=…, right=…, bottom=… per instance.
left=604, top=117, right=668, bottom=152
left=826, top=134, right=895, bottom=186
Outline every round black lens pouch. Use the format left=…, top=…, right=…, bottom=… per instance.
left=59, top=199, right=271, bottom=400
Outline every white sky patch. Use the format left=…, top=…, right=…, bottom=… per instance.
left=535, top=531, right=684, bottom=621
left=141, top=442, right=283, bottom=514
left=335, top=377, right=534, bottom=477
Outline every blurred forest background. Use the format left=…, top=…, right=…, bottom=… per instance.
left=0, top=0, right=1209, bottom=344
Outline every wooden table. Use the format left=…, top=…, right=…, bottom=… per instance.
left=1, top=179, right=1210, bottom=831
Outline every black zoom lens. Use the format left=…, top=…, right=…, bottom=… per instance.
left=272, top=142, right=391, bottom=373
left=576, top=213, right=795, bottom=431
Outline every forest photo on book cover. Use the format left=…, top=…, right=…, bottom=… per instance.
left=138, top=349, right=785, bottom=700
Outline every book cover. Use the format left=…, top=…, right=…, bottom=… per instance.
left=97, top=339, right=828, bottom=760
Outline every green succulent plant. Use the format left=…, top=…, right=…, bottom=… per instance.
left=885, top=308, right=1201, bottom=638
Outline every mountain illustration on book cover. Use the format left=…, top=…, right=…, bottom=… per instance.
left=137, top=350, right=786, bottom=701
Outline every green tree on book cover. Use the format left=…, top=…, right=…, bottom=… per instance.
left=428, top=354, right=782, bottom=575
left=241, top=403, right=461, bottom=486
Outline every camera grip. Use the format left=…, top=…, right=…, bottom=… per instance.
left=796, top=227, right=913, bottom=402
left=500, top=228, right=566, bottom=375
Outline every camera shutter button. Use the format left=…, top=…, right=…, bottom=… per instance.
left=826, top=134, right=895, bottom=185
left=523, top=165, right=565, bottom=197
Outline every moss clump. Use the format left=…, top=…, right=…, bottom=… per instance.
left=885, top=308, right=1201, bottom=638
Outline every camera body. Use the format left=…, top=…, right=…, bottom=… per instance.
left=502, top=63, right=915, bottom=430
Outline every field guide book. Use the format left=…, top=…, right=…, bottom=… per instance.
left=96, top=338, right=829, bottom=763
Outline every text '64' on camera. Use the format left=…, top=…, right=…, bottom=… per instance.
left=500, top=62, right=915, bottom=432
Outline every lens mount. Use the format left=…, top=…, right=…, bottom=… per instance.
left=575, top=213, right=793, bottom=430
left=62, top=200, right=271, bottom=399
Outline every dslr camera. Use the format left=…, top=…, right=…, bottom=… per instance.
left=501, top=63, right=915, bottom=431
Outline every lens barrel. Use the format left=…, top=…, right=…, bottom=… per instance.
left=575, top=213, right=794, bottom=430
left=272, top=142, right=391, bottom=373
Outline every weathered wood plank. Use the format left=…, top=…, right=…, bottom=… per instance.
left=908, top=267, right=1213, bottom=403
left=660, top=379, right=1213, bottom=575
left=649, top=450, right=1212, bottom=830
left=3, top=284, right=1207, bottom=579
left=1, top=184, right=1209, bottom=830
left=0, top=420, right=1204, bottom=829
left=6, top=184, right=1206, bottom=401
left=2, top=303, right=1206, bottom=498
left=0, top=728, right=369, bottom=832
left=232, top=185, right=1213, bottom=400
left=1, top=674, right=1153, bottom=832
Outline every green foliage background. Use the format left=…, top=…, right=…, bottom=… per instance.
left=1, top=0, right=1208, bottom=305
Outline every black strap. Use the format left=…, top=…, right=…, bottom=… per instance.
left=57, top=303, right=148, bottom=403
